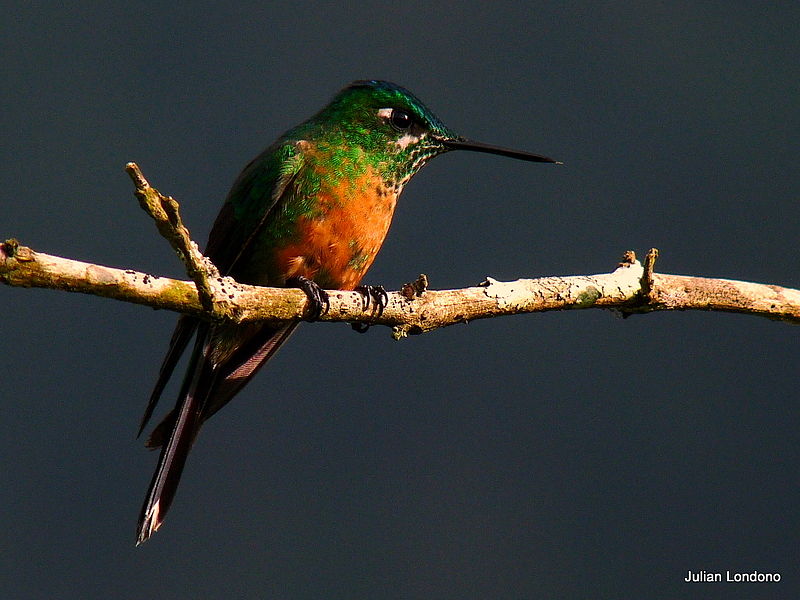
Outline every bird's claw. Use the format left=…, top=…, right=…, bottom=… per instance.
left=351, top=285, right=388, bottom=333
left=288, top=276, right=330, bottom=321
left=355, top=285, right=388, bottom=314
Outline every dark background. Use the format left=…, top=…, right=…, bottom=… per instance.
left=2, top=3, right=798, bottom=599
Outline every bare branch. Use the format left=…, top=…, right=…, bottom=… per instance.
left=3, top=241, right=800, bottom=337
left=125, top=162, right=219, bottom=312
left=3, top=164, right=799, bottom=337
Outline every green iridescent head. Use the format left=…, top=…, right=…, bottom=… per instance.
left=301, top=80, right=559, bottom=185
left=329, top=80, right=456, bottom=139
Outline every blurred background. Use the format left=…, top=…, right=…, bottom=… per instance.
left=2, top=3, right=798, bottom=599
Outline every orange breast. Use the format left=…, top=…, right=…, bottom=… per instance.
left=274, top=167, right=399, bottom=290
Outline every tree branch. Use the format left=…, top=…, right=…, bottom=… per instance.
left=2, top=164, right=799, bottom=338
left=125, top=162, right=220, bottom=313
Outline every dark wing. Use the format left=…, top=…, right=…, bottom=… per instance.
left=205, top=141, right=306, bottom=277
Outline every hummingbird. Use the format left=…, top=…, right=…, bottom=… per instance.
left=136, top=80, right=559, bottom=545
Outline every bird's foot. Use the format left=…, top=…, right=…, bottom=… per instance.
left=355, top=285, right=389, bottom=314
left=351, top=285, right=388, bottom=333
left=288, top=276, right=330, bottom=321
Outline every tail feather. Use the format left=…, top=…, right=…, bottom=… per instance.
left=202, top=322, right=298, bottom=423
left=137, top=316, right=198, bottom=438
left=136, top=400, right=200, bottom=545
left=136, top=321, right=299, bottom=544
left=144, top=407, right=177, bottom=450
left=143, top=322, right=298, bottom=450
left=136, top=325, right=212, bottom=545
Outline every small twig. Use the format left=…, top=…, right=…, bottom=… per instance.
left=641, top=248, right=659, bottom=302
left=124, top=162, right=219, bottom=312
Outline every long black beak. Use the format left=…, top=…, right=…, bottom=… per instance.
left=442, top=137, right=562, bottom=164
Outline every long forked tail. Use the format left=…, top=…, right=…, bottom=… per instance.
left=136, top=327, right=211, bottom=546
left=136, top=321, right=299, bottom=545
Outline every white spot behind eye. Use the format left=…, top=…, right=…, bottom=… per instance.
left=377, top=108, right=422, bottom=150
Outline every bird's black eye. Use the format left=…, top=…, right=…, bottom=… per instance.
left=390, top=109, right=413, bottom=131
